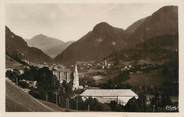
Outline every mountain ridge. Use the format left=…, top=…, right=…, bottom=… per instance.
left=6, top=26, right=52, bottom=64
left=55, top=22, right=126, bottom=64
left=27, top=34, right=73, bottom=58
left=55, top=6, right=178, bottom=65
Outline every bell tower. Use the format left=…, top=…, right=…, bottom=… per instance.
left=72, top=64, right=79, bottom=90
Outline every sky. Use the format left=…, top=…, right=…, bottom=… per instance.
left=6, top=3, right=172, bottom=42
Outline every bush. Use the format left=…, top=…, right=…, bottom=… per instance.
left=19, top=80, right=29, bottom=89
left=109, top=101, right=124, bottom=111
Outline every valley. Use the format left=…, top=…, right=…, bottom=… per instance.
left=5, top=5, right=178, bottom=112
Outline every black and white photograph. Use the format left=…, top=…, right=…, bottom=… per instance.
left=3, top=0, right=181, bottom=114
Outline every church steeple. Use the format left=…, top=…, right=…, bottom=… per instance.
left=72, top=64, right=79, bottom=90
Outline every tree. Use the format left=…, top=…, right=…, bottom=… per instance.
left=36, top=67, right=58, bottom=101
left=85, top=97, right=99, bottom=111
left=6, top=69, right=20, bottom=85
left=20, top=66, right=39, bottom=81
left=137, top=93, right=147, bottom=111
left=57, top=80, right=73, bottom=108
left=125, top=97, right=139, bottom=112
left=109, top=101, right=124, bottom=111
left=70, top=96, right=86, bottom=110
left=161, top=93, right=172, bottom=107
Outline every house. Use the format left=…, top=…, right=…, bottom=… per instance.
left=80, top=89, right=138, bottom=106
left=52, top=67, right=72, bottom=84
left=6, top=65, right=29, bottom=75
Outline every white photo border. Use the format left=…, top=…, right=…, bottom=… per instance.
left=0, top=0, right=183, bottom=117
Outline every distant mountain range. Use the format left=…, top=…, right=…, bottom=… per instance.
left=5, top=5, right=178, bottom=97
left=6, top=6, right=178, bottom=66
left=55, top=6, right=178, bottom=65
left=6, top=27, right=52, bottom=64
left=27, top=34, right=73, bottom=58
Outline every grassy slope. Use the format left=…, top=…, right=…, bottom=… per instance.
left=6, top=55, right=22, bottom=68
left=6, top=79, right=64, bottom=112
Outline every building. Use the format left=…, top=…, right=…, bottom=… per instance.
left=72, top=65, right=80, bottom=90
left=52, top=67, right=72, bottom=84
left=6, top=65, right=30, bottom=75
left=80, top=89, right=138, bottom=106
left=52, top=64, right=83, bottom=90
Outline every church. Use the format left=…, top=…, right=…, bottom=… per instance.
left=52, top=64, right=138, bottom=106
left=52, top=64, right=82, bottom=90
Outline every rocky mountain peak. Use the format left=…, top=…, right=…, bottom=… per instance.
left=93, top=22, right=114, bottom=33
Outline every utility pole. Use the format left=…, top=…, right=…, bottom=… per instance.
left=59, top=95, right=61, bottom=106
left=66, top=98, right=70, bottom=109
left=76, top=96, right=78, bottom=111
left=16, top=76, right=19, bottom=86
left=153, top=105, right=155, bottom=112
left=56, top=91, right=58, bottom=105
left=66, top=98, right=68, bottom=109
left=116, top=96, right=119, bottom=104
left=88, top=104, right=90, bottom=111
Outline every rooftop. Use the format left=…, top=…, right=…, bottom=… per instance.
left=80, top=89, right=138, bottom=97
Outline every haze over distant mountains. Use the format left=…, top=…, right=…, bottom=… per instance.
left=27, top=34, right=73, bottom=58
left=55, top=6, right=178, bottom=65
left=6, top=6, right=178, bottom=66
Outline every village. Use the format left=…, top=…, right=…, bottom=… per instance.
left=4, top=3, right=179, bottom=113
left=5, top=58, right=178, bottom=112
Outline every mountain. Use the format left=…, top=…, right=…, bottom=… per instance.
left=55, top=6, right=178, bottom=65
left=107, top=35, right=178, bottom=64
left=125, top=18, right=146, bottom=34
left=27, top=34, right=73, bottom=58
left=6, top=27, right=52, bottom=64
left=44, top=41, right=74, bottom=58
left=126, top=6, right=178, bottom=47
left=55, top=22, right=126, bottom=64
left=102, top=6, right=178, bottom=95
left=28, top=34, right=64, bottom=51
left=107, top=6, right=178, bottom=64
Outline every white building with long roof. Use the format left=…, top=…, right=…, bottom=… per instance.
left=80, top=89, right=138, bottom=106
